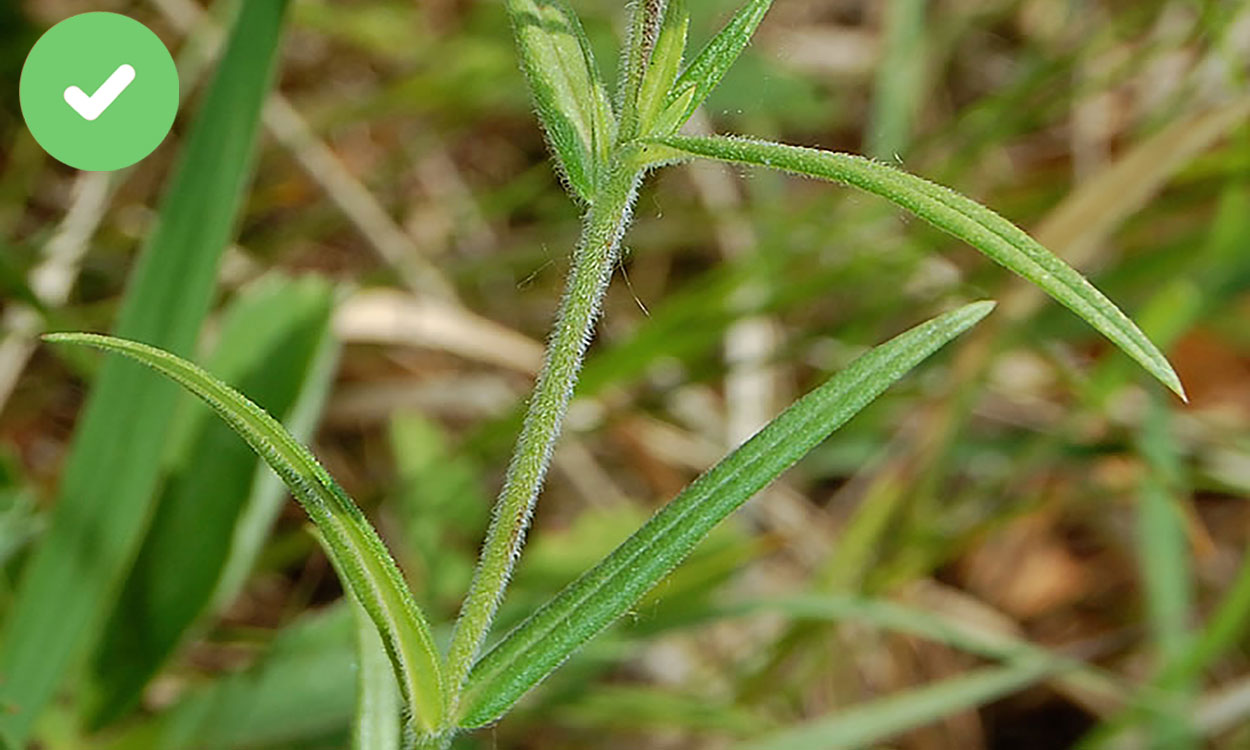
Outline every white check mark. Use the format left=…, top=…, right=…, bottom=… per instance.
left=63, top=64, right=136, bottom=121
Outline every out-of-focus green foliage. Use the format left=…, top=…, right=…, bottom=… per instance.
left=0, top=2, right=290, bottom=742
left=2, top=0, right=1248, bottom=748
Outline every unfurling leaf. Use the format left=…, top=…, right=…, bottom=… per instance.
left=42, top=333, right=446, bottom=733
left=507, top=0, right=615, bottom=202
left=636, top=0, right=689, bottom=135
left=458, top=301, right=996, bottom=727
left=651, top=0, right=773, bottom=137
left=653, top=134, right=1184, bottom=399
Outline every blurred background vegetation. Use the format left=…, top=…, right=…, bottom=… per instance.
left=1, top=0, right=1249, bottom=748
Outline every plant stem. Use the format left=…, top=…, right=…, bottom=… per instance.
left=444, top=161, right=642, bottom=714
left=409, top=730, right=452, bottom=750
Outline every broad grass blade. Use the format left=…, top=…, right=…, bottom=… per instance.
left=113, top=606, right=357, bottom=750
left=43, top=333, right=447, bottom=732
left=507, top=0, right=615, bottom=202
left=652, top=134, right=1184, bottom=399
left=86, top=275, right=336, bottom=726
left=214, top=311, right=342, bottom=611
left=738, top=661, right=1057, bottom=750
left=0, top=3, right=290, bottom=741
left=458, top=301, right=996, bottom=727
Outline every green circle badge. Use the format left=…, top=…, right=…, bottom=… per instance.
left=20, top=12, right=179, bottom=172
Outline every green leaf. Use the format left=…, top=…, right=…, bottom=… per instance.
left=0, top=3, right=291, bottom=742
left=349, top=579, right=402, bottom=750
left=636, top=0, right=689, bottom=136
left=506, top=0, right=615, bottom=202
left=458, top=301, right=996, bottom=727
left=214, top=313, right=343, bottom=612
left=42, top=333, right=447, bottom=733
left=713, top=595, right=1127, bottom=707
left=116, top=606, right=357, bottom=750
left=652, top=0, right=773, bottom=137
left=0, top=482, right=40, bottom=571
left=617, top=0, right=669, bottom=140
left=85, top=275, right=336, bottom=727
left=737, top=661, right=1057, bottom=750
left=866, top=0, right=926, bottom=160
left=1135, top=397, right=1197, bottom=747
left=651, top=134, right=1185, bottom=399
left=553, top=685, right=771, bottom=736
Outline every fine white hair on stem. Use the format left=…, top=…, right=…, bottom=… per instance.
left=446, top=167, right=642, bottom=702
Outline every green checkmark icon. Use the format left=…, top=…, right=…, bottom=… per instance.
left=20, top=12, right=179, bottom=172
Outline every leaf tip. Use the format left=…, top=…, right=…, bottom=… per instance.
left=1167, top=372, right=1188, bottom=404
left=966, top=299, right=997, bottom=320
left=944, top=299, right=996, bottom=331
left=42, top=331, right=112, bottom=349
left=1142, top=348, right=1187, bottom=403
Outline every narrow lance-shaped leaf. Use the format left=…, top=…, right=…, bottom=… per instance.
left=87, top=275, right=336, bottom=727
left=650, top=0, right=773, bottom=137
left=507, top=0, right=615, bottom=202
left=618, top=0, right=669, bottom=139
left=636, top=0, right=689, bottom=135
left=42, top=333, right=446, bottom=733
left=652, top=134, right=1185, bottom=399
left=458, top=301, right=997, bottom=727
left=715, top=595, right=1129, bottom=708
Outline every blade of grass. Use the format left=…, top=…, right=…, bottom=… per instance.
left=866, top=0, right=927, bottom=160
left=1137, top=397, right=1196, bottom=743
left=719, top=594, right=1128, bottom=709
left=106, top=606, right=357, bottom=750
left=1087, top=182, right=1250, bottom=403
left=737, top=660, right=1058, bottom=750
left=553, top=685, right=772, bottom=737
left=649, top=134, right=1184, bottom=399
left=1173, top=549, right=1250, bottom=684
left=347, top=573, right=401, bottom=750
left=86, top=275, right=336, bottom=727
left=42, top=333, right=446, bottom=733
left=149, top=0, right=460, bottom=302
left=458, top=301, right=996, bottom=727
left=0, top=3, right=290, bottom=741
left=1081, top=397, right=1200, bottom=750
left=213, top=308, right=342, bottom=611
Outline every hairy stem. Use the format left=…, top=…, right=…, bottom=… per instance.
left=445, top=162, right=642, bottom=713
left=409, top=730, right=451, bottom=750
